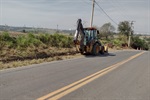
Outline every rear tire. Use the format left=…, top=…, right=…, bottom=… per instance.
left=92, top=43, right=100, bottom=55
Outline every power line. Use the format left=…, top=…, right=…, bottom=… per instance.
left=95, top=1, right=118, bottom=25
left=85, top=0, right=132, bottom=21
left=84, top=0, right=132, bottom=22
left=76, top=0, right=149, bottom=35
left=112, top=0, right=134, bottom=20
left=94, top=0, right=131, bottom=20
left=81, top=0, right=91, bottom=5
left=81, top=0, right=118, bottom=25
left=109, top=0, right=131, bottom=20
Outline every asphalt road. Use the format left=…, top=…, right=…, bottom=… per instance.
left=0, top=50, right=149, bottom=100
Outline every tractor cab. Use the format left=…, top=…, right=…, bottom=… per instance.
left=83, top=27, right=99, bottom=45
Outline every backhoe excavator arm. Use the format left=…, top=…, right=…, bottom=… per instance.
left=73, top=19, right=85, bottom=46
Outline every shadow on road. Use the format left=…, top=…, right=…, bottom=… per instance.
left=84, top=53, right=116, bottom=58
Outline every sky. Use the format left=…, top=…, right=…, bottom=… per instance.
left=0, top=0, right=150, bottom=34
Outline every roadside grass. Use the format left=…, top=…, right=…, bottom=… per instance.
left=0, top=31, right=74, bottom=49
left=0, top=32, right=130, bottom=70
left=1, top=31, right=149, bottom=70
left=0, top=31, right=78, bottom=70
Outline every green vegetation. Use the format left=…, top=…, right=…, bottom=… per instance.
left=131, top=36, right=149, bottom=50
left=100, top=35, right=149, bottom=50
left=101, top=37, right=125, bottom=50
left=0, top=32, right=75, bottom=64
left=0, top=32, right=74, bottom=49
left=118, top=21, right=133, bottom=39
left=0, top=22, right=149, bottom=69
left=99, top=21, right=149, bottom=50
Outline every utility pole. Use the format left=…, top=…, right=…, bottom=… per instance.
left=128, top=21, right=135, bottom=47
left=57, top=24, right=59, bottom=33
left=90, top=0, right=95, bottom=27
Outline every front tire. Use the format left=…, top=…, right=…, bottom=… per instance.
left=100, top=46, right=105, bottom=54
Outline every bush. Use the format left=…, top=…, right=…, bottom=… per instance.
left=16, top=33, right=42, bottom=49
left=16, top=35, right=29, bottom=48
left=36, top=33, right=73, bottom=48
left=0, top=32, right=16, bottom=48
left=1, top=32, right=12, bottom=41
left=112, top=38, right=123, bottom=47
left=131, top=36, right=149, bottom=50
left=37, top=33, right=50, bottom=45
left=0, top=34, right=5, bottom=49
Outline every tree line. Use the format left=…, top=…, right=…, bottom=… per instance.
left=96, top=21, right=149, bottom=50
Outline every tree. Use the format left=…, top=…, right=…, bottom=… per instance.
left=99, top=22, right=115, bottom=39
left=118, top=21, right=132, bottom=39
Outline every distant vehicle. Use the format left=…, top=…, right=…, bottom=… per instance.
left=74, top=19, right=108, bottom=55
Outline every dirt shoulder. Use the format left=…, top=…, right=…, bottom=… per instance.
left=0, top=47, right=135, bottom=70
left=0, top=52, right=82, bottom=70
left=0, top=47, right=80, bottom=70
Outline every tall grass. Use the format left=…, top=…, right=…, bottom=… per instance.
left=37, top=33, right=73, bottom=48
left=0, top=32, right=16, bottom=48
left=16, top=33, right=42, bottom=49
left=0, top=32, right=74, bottom=50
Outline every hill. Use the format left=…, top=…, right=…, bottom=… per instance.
left=0, top=25, right=75, bottom=34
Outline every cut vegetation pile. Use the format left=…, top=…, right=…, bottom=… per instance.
left=0, top=32, right=77, bottom=69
